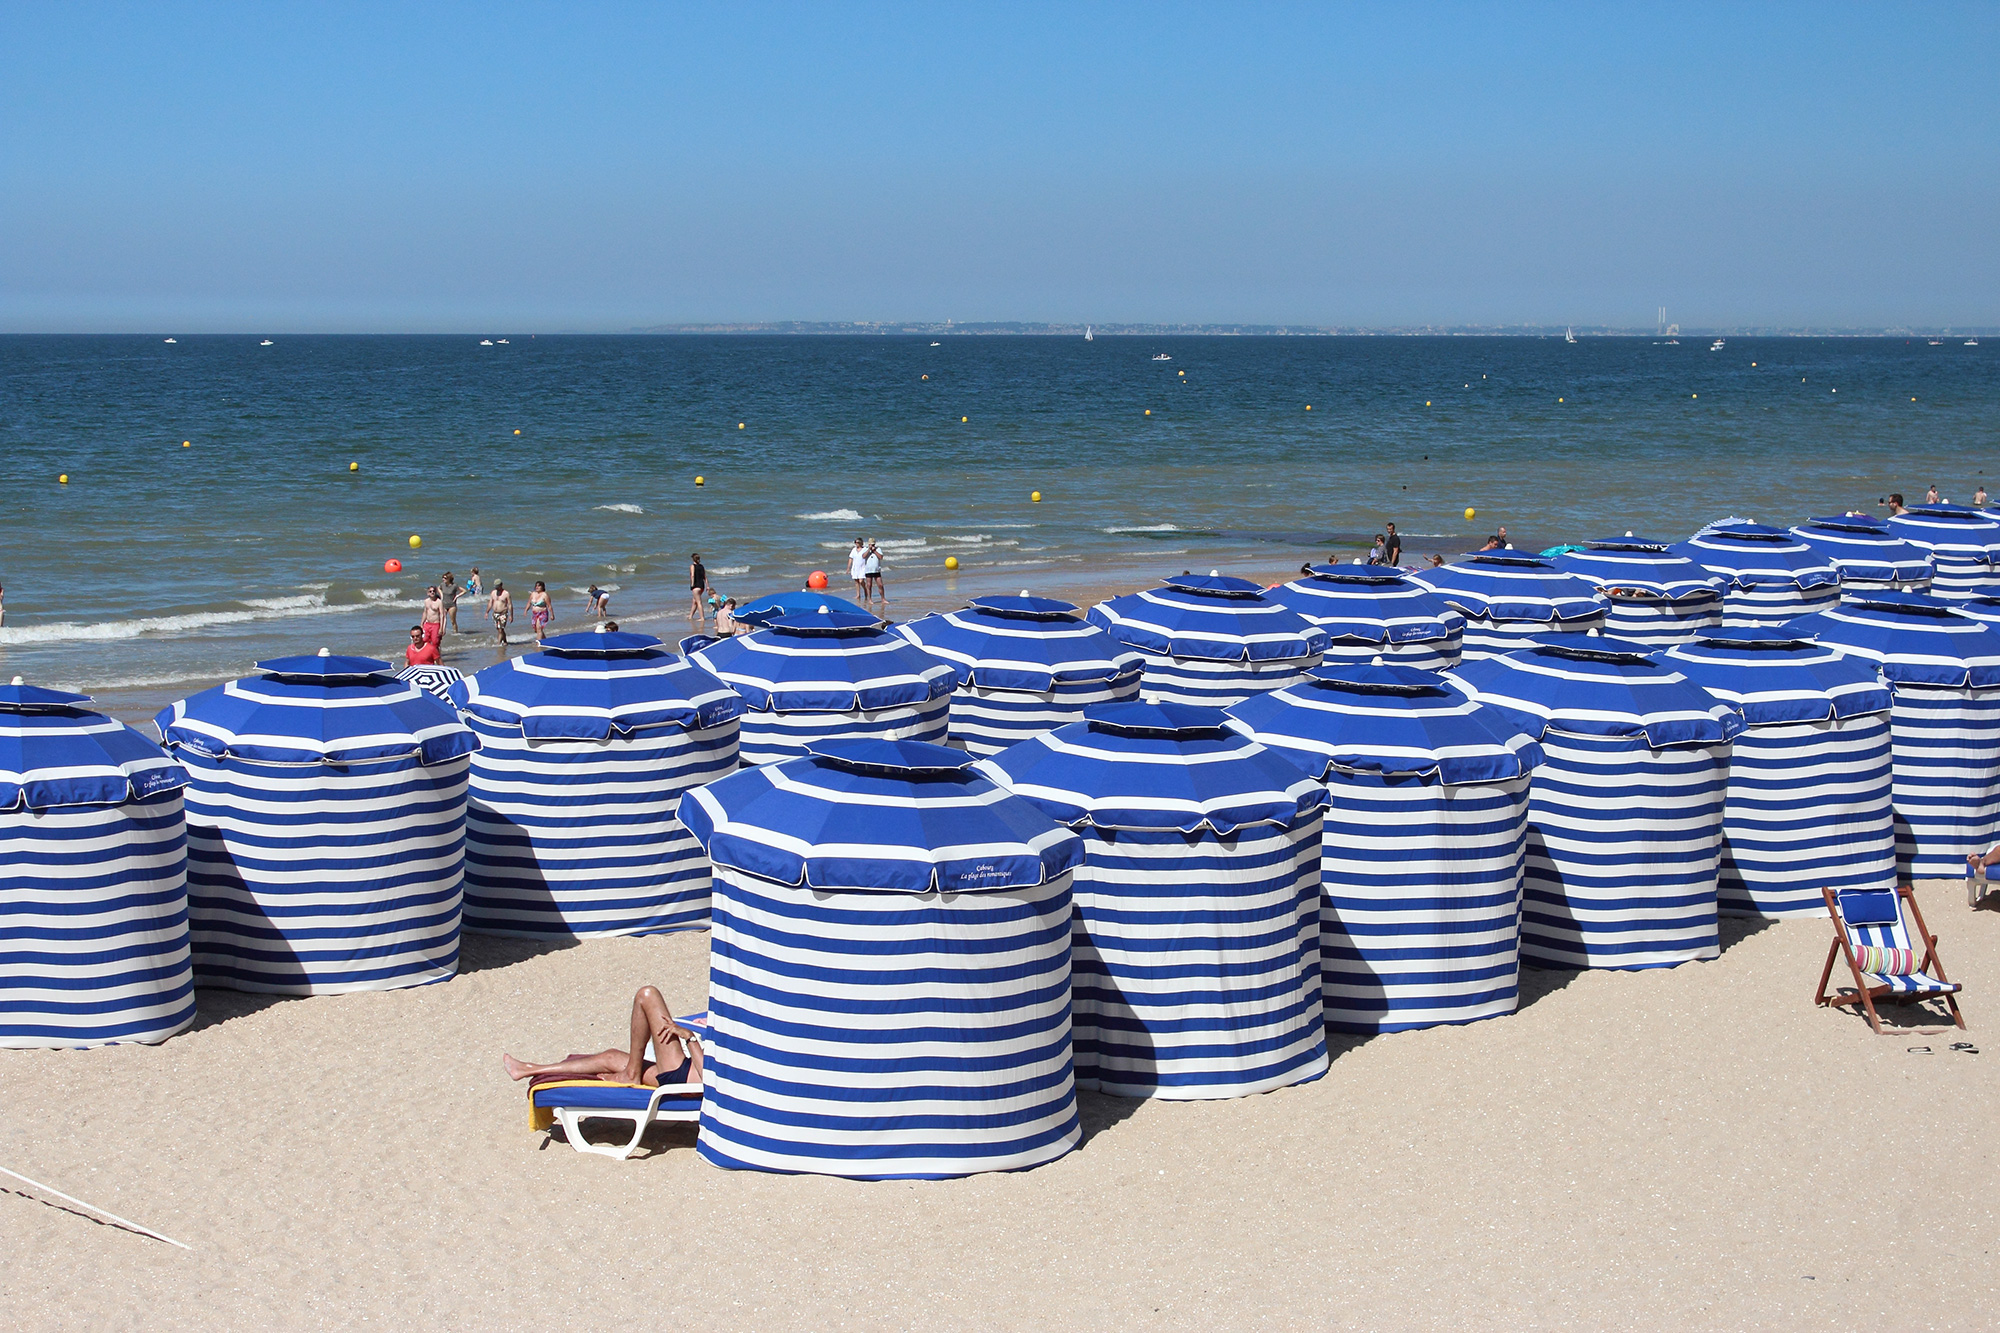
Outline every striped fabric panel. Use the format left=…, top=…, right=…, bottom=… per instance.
left=1317, top=776, right=1529, bottom=1033
left=947, top=677, right=1143, bottom=757
left=0, top=795, right=196, bottom=1049
left=180, top=753, right=468, bottom=994
left=1601, top=597, right=1724, bottom=648
left=699, top=867, right=1081, bottom=1179
left=735, top=697, right=950, bottom=767
left=1132, top=651, right=1321, bottom=708
left=461, top=718, right=739, bottom=937
left=1520, top=733, right=1728, bottom=970
left=1067, top=819, right=1327, bottom=1099
left=1318, top=637, right=1462, bottom=671
left=1838, top=913, right=1957, bottom=991
left=1924, top=558, right=2000, bottom=602
left=1719, top=582, right=1841, bottom=628
left=1458, top=611, right=1607, bottom=662
left=1883, top=686, right=2000, bottom=879
left=1715, top=717, right=1895, bottom=918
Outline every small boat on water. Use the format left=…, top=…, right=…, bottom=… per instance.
left=1929, top=337, right=1944, bottom=346
left=1152, top=353, right=1172, bottom=361
left=1564, top=327, right=1576, bottom=344
left=480, top=339, right=493, bottom=346
left=260, top=339, right=274, bottom=346
left=1709, top=339, right=1725, bottom=351
left=496, top=338, right=509, bottom=344
left=930, top=341, right=941, bottom=347
left=1084, top=326, right=1093, bottom=341
left=163, top=337, right=176, bottom=344
left=1968, top=338, right=1981, bottom=347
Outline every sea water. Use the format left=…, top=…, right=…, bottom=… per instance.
left=2, top=334, right=1992, bottom=709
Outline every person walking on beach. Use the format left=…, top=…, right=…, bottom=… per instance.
left=502, top=986, right=704, bottom=1089
left=689, top=552, right=709, bottom=626
left=1384, top=523, right=1403, bottom=566
left=847, top=538, right=869, bottom=602
left=421, top=585, right=445, bottom=653
left=488, top=581, right=513, bottom=647
left=405, top=624, right=440, bottom=666
left=864, top=539, right=886, bottom=609
left=441, top=571, right=461, bottom=634
left=528, top=581, right=553, bottom=642
left=1367, top=534, right=1386, bottom=565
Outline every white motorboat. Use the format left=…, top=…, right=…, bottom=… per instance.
left=163, top=337, right=176, bottom=344
left=1152, top=353, right=1172, bottom=361
left=480, top=339, right=493, bottom=346
left=260, top=339, right=274, bottom=346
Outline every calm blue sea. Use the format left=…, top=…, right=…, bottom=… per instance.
left=3, top=333, right=1993, bottom=714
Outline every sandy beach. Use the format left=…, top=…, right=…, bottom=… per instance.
left=4, top=878, right=1993, bottom=1330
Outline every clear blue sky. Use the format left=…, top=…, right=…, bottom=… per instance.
left=3, top=2, right=1995, bottom=331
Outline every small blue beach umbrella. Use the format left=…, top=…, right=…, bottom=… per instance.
left=397, top=663, right=464, bottom=704
left=1663, top=627, right=1896, bottom=918
left=1788, top=514, right=1934, bottom=594
left=1447, top=635, right=1743, bottom=971
left=1409, top=552, right=1607, bottom=660
left=1264, top=566, right=1466, bottom=669
left=1886, top=505, right=2000, bottom=601
left=687, top=610, right=957, bottom=765
left=1672, top=520, right=1841, bottom=627
left=731, top=590, right=872, bottom=629
left=1087, top=573, right=1328, bottom=707
left=1, top=682, right=196, bottom=1049
left=156, top=650, right=477, bottom=995
left=972, top=702, right=1329, bottom=1099
left=449, top=632, right=743, bottom=938
left=1782, top=592, right=2000, bottom=878
left=677, top=739, right=1085, bottom=1179
left=1554, top=535, right=1725, bottom=647
left=1225, top=663, right=1541, bottom=1035
left=894, top=595, right=1144, bottom=756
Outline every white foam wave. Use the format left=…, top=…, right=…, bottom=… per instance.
left=0, top=595, right=420, bottom=646
left=797, top=509, right=864, bottom=522
left=240, top=594, right=326, bottom=611
left=361, top=588, right=404, bottom=602
left=942, top=535, right=992, bottom=543
left=298, top=582, right=332, bottom=590
left=1103, top=524, right=1180, bottom=534
left=712, top=565, right=749, bottom=576
left=594, top=503, right=646, bottom=514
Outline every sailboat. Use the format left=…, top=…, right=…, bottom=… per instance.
left=1564, top=327, right=1576, bottom=344
left=1084, top=325, right=1093, bottom=341
left=1968, top=338, right=1981, bottom=346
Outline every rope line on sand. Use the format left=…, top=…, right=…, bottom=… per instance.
left=0, top=1165, right=191, bottom=1250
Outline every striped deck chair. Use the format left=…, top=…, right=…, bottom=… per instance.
left=526, top=1014, right=707, bottom=1159
left=1815, top=888, right=1965, bottom=1034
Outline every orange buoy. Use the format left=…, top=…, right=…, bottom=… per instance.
left=385, top=558, right=403, bottom=573
left=807, top=570, right=829, bottom=590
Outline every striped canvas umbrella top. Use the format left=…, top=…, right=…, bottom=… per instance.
left=0, top=683, right=189, bottom=811
left=1409, top=552, right=1605, bottom=623
left=1783, top=591, right=2000, bottom=687
left=155, top=651, right=476, bottom=766
left=1087, top=574, right=1328, bottom=663
left=1447, top=634, right=1745, bottom=748
left=688, top=611, right=957, bottom=712
left=1554, top=536, right=1723, bottom=602
left=1673, top=520, right=1841, bottom=591
left=677, top=738, right=1083, bottom=892
left=1663, top=627, right=1895, bottom=725
left=454, top=631, right=743, bottom=739
left=971, top=700, right=1327, bottom=834
left=397, top=663, right=464, bottom=704
left=732, top=591, right=872, bottom=629
left=1224, top=662, right=1544, bottom=785
left=1265, top=567, right=1465, bottom=645
left=1886, top=505, right=2000, bottom=567
left=895, top=596, right=1144, bottom=692
left=1953, top=597, right=2000, bottom=629
left=1789, top=514, right=1934, bottom=586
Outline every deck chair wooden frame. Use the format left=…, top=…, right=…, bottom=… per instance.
left=1814, top=885, right=1965, bottom=1035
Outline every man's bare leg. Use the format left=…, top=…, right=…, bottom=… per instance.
left=502, top=1049, right=630, bottom=1081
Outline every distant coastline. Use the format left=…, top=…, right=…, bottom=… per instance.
left=625, top=321, right=1999, bottom=338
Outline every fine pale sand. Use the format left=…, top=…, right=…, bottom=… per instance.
left=4, top=881, right=1995, bottom=1330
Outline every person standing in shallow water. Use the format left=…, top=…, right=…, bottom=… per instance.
left=688, top=552, right=709, bottom=626
left=441, top=571, right=461, bottom=634
left=528, top=581, right=552, bottom=642
left=488, top=581, right=513, bottom=647
left=864, top=539, right=886, bottom=609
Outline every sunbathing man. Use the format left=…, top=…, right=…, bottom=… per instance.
left=502, top=986, right=704, bottom=1087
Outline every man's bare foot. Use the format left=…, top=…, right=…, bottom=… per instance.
left=502, top=1054, right=530, bottom=1081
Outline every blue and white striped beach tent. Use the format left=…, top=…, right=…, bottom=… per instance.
left=1409, top=552, right=1607, bottom=660
left=1788, top=514, right=1933, bottom=594
left=1447, top=635, right=1743, bottom=970
left=1672, top=520, right=1841, bottom=627
left=1087, top=573, right=1328, bottom=707
left=449, top=632, right=743, bottom=938
left=156, top=650, right=477, bottom=994
left=1264, top=566, right=1466, bottom=669
left=677, top=739, right=1085, bottom=1178
left=1553, top=535, right=1725, bottom=647
left=1886, top=505, right=2000, bottom=601
left=1, top=683, right=195, bottom=1049
left=1224, top=664, right=1541, bottom=1034
left=688, top=609, right=956, bottom=765
left=1783, top=592, right=2000, bottom=879
left=894, top=595, right=1144, bottom=756
left=1662, top=628, right=1896, bottom=918
left=973, top=702, right=1328, bottom=1099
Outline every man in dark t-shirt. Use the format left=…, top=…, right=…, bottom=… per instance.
left=1384, top=523, right=1403, bottom=567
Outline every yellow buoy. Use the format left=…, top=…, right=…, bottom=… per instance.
left=1426, top=401, right=1431, bottom=407
left=1558, top=397, right=1564, bottom=403
left=961, top=416, right=968, bottom=423
left=182, top=440, right=191, bottom=447
left=695, top=475, right=705, bottom=486
left=922, top=374, right=928, bottom=380
left=514, top=429, right=522, bottom=435
left=1031, top=491, right=1042, bottom=503
left=350, top=461, right=359, bottom=471
left=1305, top=404, right=1312, bottom=411
left=408, top=534, right=422, bottom=549
left=738, top=422, right=745, bottom=429
left=1464, top=507, right=1476, bottom=520
left=58, top=474, right=69, bottom=484
left=1144, top=409, right=1151, bottom=416
left=1692, top=393, right=1698, bottom=398
left=1178, top=370, right=1185, bottom=377
left=944, top=555, right=959, bottom=571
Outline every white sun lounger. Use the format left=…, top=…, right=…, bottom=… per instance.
left=526, top=1013, right=708, bottom=1159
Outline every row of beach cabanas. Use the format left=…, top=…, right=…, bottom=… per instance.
left=5, top=505, right=1999, bottom=1177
